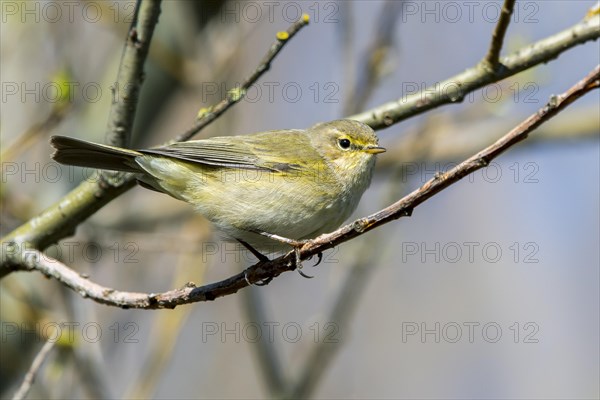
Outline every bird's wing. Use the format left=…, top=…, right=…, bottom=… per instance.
left=139, top=130, right=319, bottom=173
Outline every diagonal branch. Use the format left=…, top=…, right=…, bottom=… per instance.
left=3, top=66, right=597, bottom=308
left=343, top=1, right=403, bottom=115
left=175, top=14, right=310, bottom=142
left=12, top=339, right=56, bottom=400
left=285, top=237, right=379, bottom=399
left=351, top=14, right=599, bottom=129
left=483, top=0, right=516, bottom=70
left=242, top=288, right=287, bottom=396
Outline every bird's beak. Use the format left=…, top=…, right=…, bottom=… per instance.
left=364, top=145, right=386, bottom=154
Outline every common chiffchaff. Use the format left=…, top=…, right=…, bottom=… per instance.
left=51, top=119, right=385, bottom=254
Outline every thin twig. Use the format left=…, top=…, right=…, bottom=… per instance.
left=13, top=340, right=56, bottom=400
left=483, top=0, right=516, bottom=70
left=175, top=14, right=310, bottom=142
left=285, top=237, right=380, bottom=399
left=123, top=220, right=208, bottom=399
left=1, top=108, right=68, bottom=163
left=351, top=14, right=599, bottom=129
left=343, top=1, right=403, bottom=115
left=242, top=288, right=287, bottom=396
left=3, top=66, right=597, bottom=308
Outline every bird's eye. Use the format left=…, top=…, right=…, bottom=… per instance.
left=338, top=138, right=351, bottom=150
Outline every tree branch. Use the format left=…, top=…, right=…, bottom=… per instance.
left=175, top=14, right=310, bottom=142
left=12, top=339, right=56, bottom=400
left=343, top=2, right=403, bottom=115
left=106, top=0, right=162, bottom=149
left=285, top=237, right=378, bottom=399
left=351, top=14, right=599, bottom=129
left=242, top=288, right=287, bottom=396
left=483, top=0, right=516, bottom=69
left=4, top=66, right=597, bottom=308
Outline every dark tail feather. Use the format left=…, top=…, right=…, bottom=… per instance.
left=51, top=136, right=142, bottom=173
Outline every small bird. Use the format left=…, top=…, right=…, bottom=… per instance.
left=51, top=119, right=385, bottom=260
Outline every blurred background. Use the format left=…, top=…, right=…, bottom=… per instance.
left=1, top=1, right=598, bottom=399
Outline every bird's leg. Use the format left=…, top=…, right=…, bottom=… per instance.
left=252, top=231, right=309, bottom=247
left=251, top=231, right=314, bottom=279
left=237, top=239, right=272, bottom=286
left=237, top=239, right=269, bottom=262
left=253, top=231, right=322, bottom=266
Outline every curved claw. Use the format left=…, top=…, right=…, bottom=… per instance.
left=297, top=269, right=314, bottom=279
left=312, top=252, right=323, bottom=267
left=290, top=245, right=315, bottom=279
left=254, top=276, right=273, bottom=286
left=244, top=270, right=273, bottom=286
